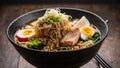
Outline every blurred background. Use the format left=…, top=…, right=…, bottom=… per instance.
left=1, top=0, right=120, bottom=4
left=0, top=0, right=120, bottom=68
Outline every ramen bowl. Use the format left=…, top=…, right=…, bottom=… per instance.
left=7, top=8, right=108, bottom=68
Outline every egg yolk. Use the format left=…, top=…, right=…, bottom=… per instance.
left=22, top=29, right=34, bottom=36
left=81, top=26, right=94, bottom=37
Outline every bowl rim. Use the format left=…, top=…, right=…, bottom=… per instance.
left=6, top=7, right=108, bottom=53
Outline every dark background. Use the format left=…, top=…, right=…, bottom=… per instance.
left=1, top=0, right=120, bottom=5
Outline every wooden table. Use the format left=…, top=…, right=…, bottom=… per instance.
left=0, top=4, right=120, bottom=68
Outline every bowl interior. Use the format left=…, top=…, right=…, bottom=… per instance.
left=7, top=8, right=108, bottom=51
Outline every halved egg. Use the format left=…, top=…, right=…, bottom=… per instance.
left=80, top=26, right=94, bottom=40
left=78, top=16, right=94, bottom=40
left=16, top=29, right=35, bottom=42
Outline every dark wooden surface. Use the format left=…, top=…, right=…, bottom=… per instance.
left=0, top=4, right=120, bottom=68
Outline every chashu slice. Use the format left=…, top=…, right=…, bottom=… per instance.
left=60, top=28, right=80, bottom=46
left=60, top=16, right=89, bottom=46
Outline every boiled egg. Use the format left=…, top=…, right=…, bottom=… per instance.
left=16, top=29, right=35, bottom=42
left=80, top=26, right=94, bottom=40
left=79, top=16, right=94, bottom=40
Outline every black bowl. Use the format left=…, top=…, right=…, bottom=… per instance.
left=6, top=8, right=108, bottom=68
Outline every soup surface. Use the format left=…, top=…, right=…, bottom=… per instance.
left=14, top=9, right=101, bottom=51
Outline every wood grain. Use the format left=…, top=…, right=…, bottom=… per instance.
left=0, top=4, right=120, bottom=68
left=0, top=6, right=20, bottom=68
left=92, top=4, right=120, bottom=68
